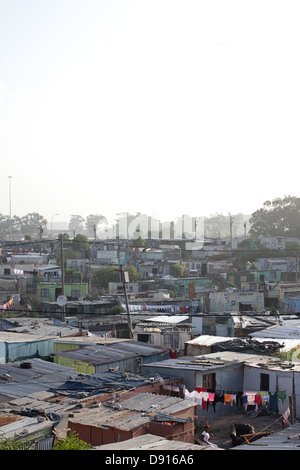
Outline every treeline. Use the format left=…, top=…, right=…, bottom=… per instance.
left=3, top=196, right=300, bottom=240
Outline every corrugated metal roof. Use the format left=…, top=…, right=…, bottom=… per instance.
left=120, top=392, right=196, bottom=413
left=69, top=392, right=195, bottom=432
left=105, top=340, right=169, bottom=356
left=68, top=406, right=150, bottom=431
left=94, top=433, right=218, bottom=450
left=55, top=345, right=136, bottom=365
left=204, top=352, right=300, bottom=372
left=0, top=416, right=53, bottom=440
left=0, top=358, right=81, bottom=400
left=250, top=325, right=300, bottom=339
left=232, top=423, right=300, bottom=450
left=1, top=320, right=81, bottom=339
left=142, top=355, right=237, bottom=372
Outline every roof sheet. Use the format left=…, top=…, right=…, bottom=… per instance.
left=0, top=358, right=81, bottom=400
left=94, top=433, right=217, bottom=450
left=232, top=423, right=300, bottom=450
left=250, top=325, right=300, bottom=339
left=0, top=416, right=53, bottom=439
left=144, top=315, right=189, bottom=324
left=68, top=407, right=150, bottom=431
left=54, top=345, right=136, bottom=365
left=49, top=370, right=155, bottom=397
left=119, top=392, right=196, bottom=413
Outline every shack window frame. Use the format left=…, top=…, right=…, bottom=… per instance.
left=202, top=373, right=216, bottom=390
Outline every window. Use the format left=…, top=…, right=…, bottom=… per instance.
left=260, top=373, right=269, bottom=391
left=163, top=333, right=179, bottom=349
left=137, top=334, right=151, bottom=343
left=203, top=373, right=216, bottom=390
left=71, top=289, right=80, bottom=298
left=40, top=289, right=49, bottom=298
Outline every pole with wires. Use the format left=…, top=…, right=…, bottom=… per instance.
left=119, top=265, right=133, bottom=339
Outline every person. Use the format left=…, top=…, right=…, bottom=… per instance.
left=200, top=425, right=217, bottom=447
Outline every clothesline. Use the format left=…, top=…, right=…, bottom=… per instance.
left=0, top=296, right=15, bottom=312
left=184, top=387, right=287, bottom=413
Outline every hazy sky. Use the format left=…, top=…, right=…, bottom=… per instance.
left=1, top=0, right=300, bottom=226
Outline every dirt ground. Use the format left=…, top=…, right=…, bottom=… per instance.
left=194, top=410, right=284, bottom=449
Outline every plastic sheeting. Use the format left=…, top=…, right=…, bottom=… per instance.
left=49, top=370, right=153, bottom=397
left=211, top=338, right=282, bottom=354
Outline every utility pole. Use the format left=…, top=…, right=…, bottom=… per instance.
left=8, top=176, right=12, bottom=239
left=88, top=243, right=94, bottom=297
left=60, top=234, right=65, bottom=321
left=120, top=265, right=133, bottom=339
left=229, top=213, right=233, bottom=249
left=244, top=220, right=247, bottom=239
left=39, top=225, right=43, bottom=256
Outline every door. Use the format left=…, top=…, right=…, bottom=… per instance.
left=277, top=375, right=294, bottom=419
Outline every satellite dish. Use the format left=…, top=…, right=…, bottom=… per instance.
left=57, top=295, right=67, bottom=306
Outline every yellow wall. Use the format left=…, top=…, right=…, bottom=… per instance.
left=53, top=355, right=95, bottom=374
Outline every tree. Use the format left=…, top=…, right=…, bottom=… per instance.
left=126, top=265, right=143, bottom=282
left=0, top=436, right=34, bottom=450
left=93, top=266, right=120, bottom=289
left=170, top=264, right=184, bottom=277
left=53, top=432, right=91, bottom=450
left=68, top=215, right=85, bottom=233
left=72, top=234, right=89, bottom=252
left=85, top=214, right=107, bottom=238
left=19, top=213, right=47, bottom=237
left=92, top=265, right=142, bottom=290
left=249, top=196, right=300, bottom=237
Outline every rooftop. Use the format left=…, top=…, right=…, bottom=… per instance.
left=231, top=422, right=300, bottom=451
left=94, top=433, right=215, bottom=450
left=68, top=392, right=196, bottom=432
left=143, top=351, right=300, bottom=373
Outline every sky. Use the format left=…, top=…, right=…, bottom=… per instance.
left=1, top=0, right=300, bottom=227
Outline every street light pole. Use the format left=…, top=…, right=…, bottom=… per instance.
left=119, top=265, right=133, bottom=339
left=8, top=176, right=12, bottom=239
left=51, top=213, right=59, bottom=239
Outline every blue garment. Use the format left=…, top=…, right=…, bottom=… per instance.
left=269, top=392, right=278, bottom=413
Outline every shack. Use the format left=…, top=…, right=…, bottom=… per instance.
left=133, top=315, right=192, bottom=354
left=68, top=391, right=196, bottom=446
left=53, top=341, right=170, bottom=375
left=142, top=355, right=245, bottom=419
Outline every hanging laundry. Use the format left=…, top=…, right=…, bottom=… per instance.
left=184, top=389, right=195, bottom=402
left=269, top=392, right=278, bottom=413
left=244, top=392, right=258, bottom=411
left=257, top=391, right=269, bottom=406
left=278, top=390, right=287, bottom=404
left=215, top=391, right=224, bottom=404
left=195, top=387, right=207, bottom=393
left=236, top=391, right=243, bottom=407
left=194, top=391, right=203, bottom=405
left=282, top=407, right=290, bottom=429
left=254, top=394, right=262, bottom=406
left=224, top=394, right=232, bottom=406
left=208, top=392, right=215, bottom=402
